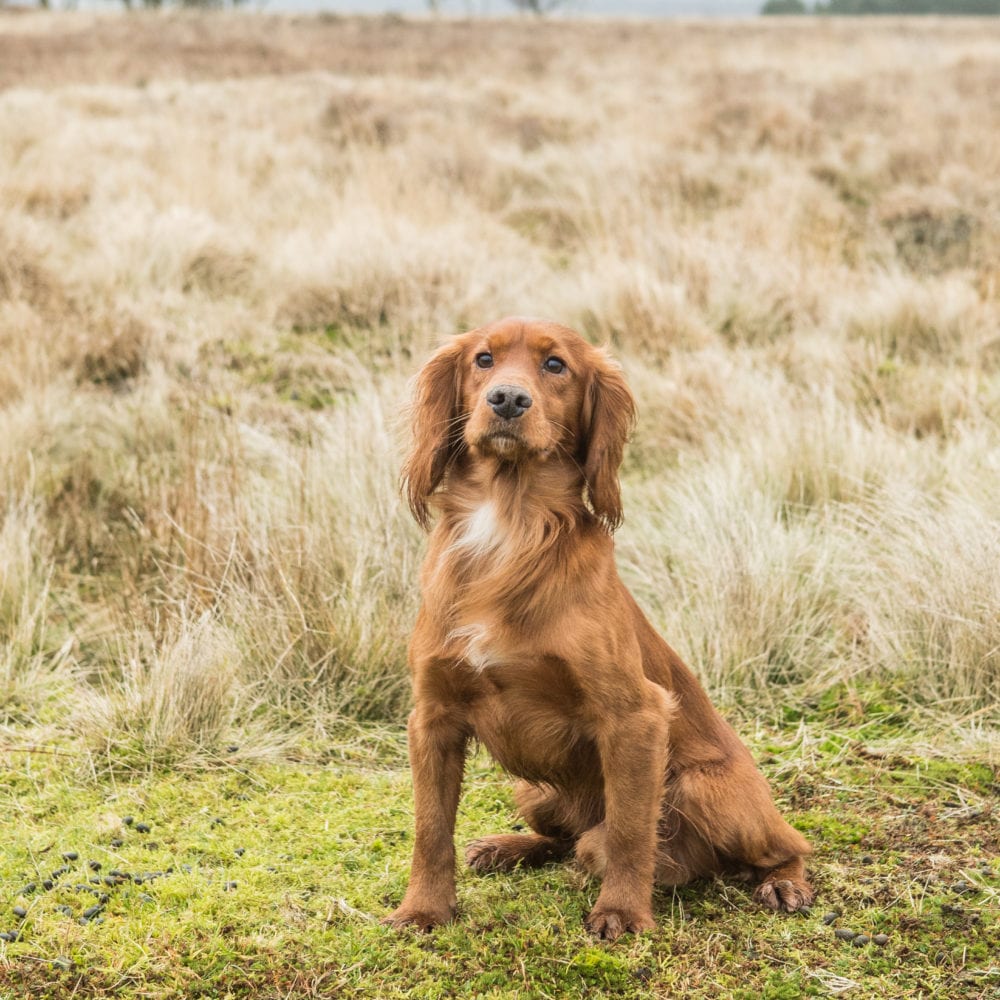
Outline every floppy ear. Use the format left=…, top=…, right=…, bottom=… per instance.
left=580, top=349, right=636, bottom=532
left=402, top=338, right=466, bottom=530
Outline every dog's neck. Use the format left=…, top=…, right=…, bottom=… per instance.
left=441, top=453, right=589, bottom=549
left=423, top=454, right=602, bottom=634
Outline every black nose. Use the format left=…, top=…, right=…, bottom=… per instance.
left=486, top=384, right=533, bottom=420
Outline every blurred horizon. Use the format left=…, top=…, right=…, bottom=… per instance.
left=7, top=0, right=765, bottom=17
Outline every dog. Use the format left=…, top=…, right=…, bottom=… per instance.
left=385, top=317, right=813, bottom=940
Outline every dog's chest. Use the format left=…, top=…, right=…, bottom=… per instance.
left=451, top=502, right=505, bottom=558
left=446, top=621, right=502, bottom=673
left=461, top=648, right=594, bottom=785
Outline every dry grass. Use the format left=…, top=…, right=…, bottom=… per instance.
left=0, top=11, right=998, bottom=770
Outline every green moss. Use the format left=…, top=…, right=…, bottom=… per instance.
left=1, top=731, right=997, bottom=999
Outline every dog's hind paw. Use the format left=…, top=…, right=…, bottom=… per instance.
left=466, top=833, right=570, bottom=873
left=754, top=876, right=815, bottom=913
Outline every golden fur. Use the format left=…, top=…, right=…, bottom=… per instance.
left=386, top=317, right=813, bottom=939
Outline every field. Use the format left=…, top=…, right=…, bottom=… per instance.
left=1, top=10, right=998, bottom=998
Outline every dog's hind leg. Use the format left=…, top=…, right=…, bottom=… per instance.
left=668, top=760, right=814, bottom=912
left=466, top=781, right=598, bottom=874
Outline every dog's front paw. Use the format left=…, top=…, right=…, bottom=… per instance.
left=754, top=877, right=814, bottom=913
left=382, top=901, right=456, bottom=932
left=584, top=904, right=655, bottom=941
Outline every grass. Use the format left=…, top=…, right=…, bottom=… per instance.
left=1, top=723, right=997, bottom=998
left=0, top=9, right=999, bottom=997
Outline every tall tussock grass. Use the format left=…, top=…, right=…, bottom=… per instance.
left=0, top=14, right=998, bottom=771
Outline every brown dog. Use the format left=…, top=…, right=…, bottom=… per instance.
left=385, top=317, right=813, bottom=940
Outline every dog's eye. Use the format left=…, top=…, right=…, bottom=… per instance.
left=475, top=352, right=493, bottom=370
left=543, top=356, right=566, bottom=374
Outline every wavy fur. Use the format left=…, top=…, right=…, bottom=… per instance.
left=386, top=317, right=813, bottom=939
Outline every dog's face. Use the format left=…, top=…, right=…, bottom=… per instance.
left=404, top=317, right=636, bottom=531
left=460, top=319, right=590, bottom=463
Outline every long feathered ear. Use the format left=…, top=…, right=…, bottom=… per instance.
left=402, top=338, right=466, bottom=530
left=580, top=349, right=636, bottom=533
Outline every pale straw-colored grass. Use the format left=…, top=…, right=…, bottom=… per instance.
left=0, top=13, right=997, bottom=769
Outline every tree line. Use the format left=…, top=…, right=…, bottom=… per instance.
left=763, top=0, right=1000, bottom=13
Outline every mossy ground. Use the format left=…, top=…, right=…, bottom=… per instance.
left=2, top=724, right=996, bottom=999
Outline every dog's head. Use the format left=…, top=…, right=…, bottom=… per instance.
left=403, top=317, right=635, bottom=531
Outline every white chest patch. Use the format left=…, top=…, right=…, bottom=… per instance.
left=447, top=623, right=498, bottom=673
left=452, top=502, right=504, bottom=556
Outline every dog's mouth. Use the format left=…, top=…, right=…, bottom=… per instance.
left=482, top=428, right=521, bottom=456
left=471, top=421, right=536, bottom=459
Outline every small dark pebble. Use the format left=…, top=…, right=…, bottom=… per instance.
left=89, top=877, right=101, bottom=885
left=822, top=912, right=838, bottom=925
left=265, top=866, right=277, bottom=873
left=122, top=816, right=134, bottom=827
left=139, top=893, right=154, bottom=904
left=61, top=852, right=78, bottom=862
left=12, top=907, right=27, bottom=920
left=73, top=884, right=88, bottom=892
left=181, top=865, right=193, bottom=873
left=110, top=839, right=123, bottom=849
left=798, top=905, right=812, bottom=916
left=211, top=817, right=225, bottom=827
left=81, top=905, right=103, bottom=920
left=51, top=867, right=70, bottom=878
left=952, top=881, right=971, bottom=894
left=227, top=745, right=239, bottom=753
left=108, top=870, right=128, bottom=878
left=223, top=881, right=237, bottom=891
left=52, top=956, right=73, bottom=971
left=103, top=877, right=118, bottom=887
left=20, top=884, right=36, bottom=895
left=860, top=854, right=874, bottom=865
left=852, top=934, right=870, bottom=947
left=234, top=848, right=245, bottom=857
left=133, top=876, right=144, bottom=885
left=98, top=894, right=109, bottom=905
left=0, top=931, right=18, bottom=943
left=634, top=967, right=652, bottom=985
left=88, top=861, right=102, bottom=872
left=42, top=880, right=54, bottom=891
left=834, top=928, right=856, bottom=941
left=58, top=906, right=73, bottom=917
left=145, top=842, right=159, bottom=850
left=134, top=823, right=151, bottom=834
left=872, top=934, right=889, bottom=946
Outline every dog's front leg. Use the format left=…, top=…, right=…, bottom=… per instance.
left=584, top=682, right=671, bottom=941
left=384, top=705, right=467, bottom=931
